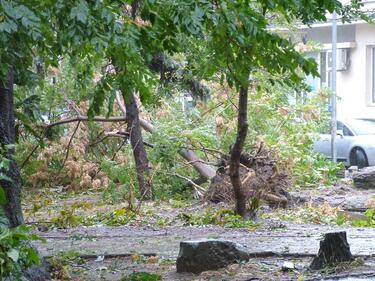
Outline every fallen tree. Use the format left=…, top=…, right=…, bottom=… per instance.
left=26, top=95, right=216, bottom=185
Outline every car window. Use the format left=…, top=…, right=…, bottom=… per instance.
left=337, top=121, right=343, bottom=131
left=320, top=121, right=354, bottom=136
left=337, top=121, right=354, bottom=137
left=343, top=125, right=354, bottom=136
left=337, top=121, right=354, bottom=136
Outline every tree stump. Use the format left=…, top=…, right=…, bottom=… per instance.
left=310, top=232, right=354, bottom=270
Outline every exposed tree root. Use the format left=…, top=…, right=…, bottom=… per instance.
left=205, top=146, right=292, bottom=208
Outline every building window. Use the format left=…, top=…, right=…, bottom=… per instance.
left=320, top=51, right=327, bottom=86
left=319, top=51, right=333, bottom=89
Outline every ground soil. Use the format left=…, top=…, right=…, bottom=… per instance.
left=24, top=180, right=375, bottom=281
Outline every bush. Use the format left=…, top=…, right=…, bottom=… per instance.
left=0, top=224, right=41, bottom=280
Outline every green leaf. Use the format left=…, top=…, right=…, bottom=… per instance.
left=106, top=89, right=117, bottom=118
left=7, top=249, right=19, bottom=262
left=121, top=272, right=162, bottom=281
left=0, top=187, right=6, bottom=205
left=26, top=248, right=40, bottom=265
left=70, top=0, right=89, bottom=24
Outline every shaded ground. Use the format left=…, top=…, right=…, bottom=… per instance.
left=34, top=223, right=375, bottom=280
left=23, top=180, right=375, bottom=280
left=293, top=181, right=374, bottom=210
left=61, top=255, right=375, bottom=281
left=35, top=223, right=375, bottom=258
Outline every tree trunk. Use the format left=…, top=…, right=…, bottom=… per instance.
left=229, top=86, right=249, bottom=218
left=0, top=70, right=24, bottom=227
left=122, top=91, right=152, bottom=199
left=310, top=231, right=354, bottom=270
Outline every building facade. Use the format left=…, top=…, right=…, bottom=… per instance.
left=302, top=1, right=375, bottom=118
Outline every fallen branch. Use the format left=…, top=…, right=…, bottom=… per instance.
left=89, top=135, right=110, bottom=147
left=344, top=207, right=368, bottom=213
left=105, top=131, right=155, bottom=148
left=46, top=115, right=128, bottom=129
left=20, top=143, right=40, bottom=169
left=21, top=116, right=128, bottom=168
left=44, top=253, right=159, bottom=259
left=115, top=93, right=216, bottom=180
left=170, top=173, right=206, bottom=197
left=60, top=121, right=80, bottom=171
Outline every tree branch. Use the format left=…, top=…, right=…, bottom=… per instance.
left=170, top=173, right=205, bottom=197
left=105, top=131, right=155, bottom=148
left=46, top=115, right=128, bottom=129
left=60, top=121, right=81, bottom=171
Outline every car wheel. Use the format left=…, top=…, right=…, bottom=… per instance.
left=350, top=148, right=368, bottom=169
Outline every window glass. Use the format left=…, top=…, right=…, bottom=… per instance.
left=343, top=125, right=354, bottom=136
left=337, top=121, right=353, bottom=136
left=320, top=52, right=327, bottom=86
left=337, top=121, right=343, bottom=131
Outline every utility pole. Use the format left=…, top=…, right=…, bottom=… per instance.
left=331, top=10, right=337, bottom=163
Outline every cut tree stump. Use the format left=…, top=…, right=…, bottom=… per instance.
left=310, top=231, right=354, bottom=270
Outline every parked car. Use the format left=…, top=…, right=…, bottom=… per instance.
left=313, top=118, right=375, bottom=168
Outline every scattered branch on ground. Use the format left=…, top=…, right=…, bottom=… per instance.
left=170, top=173, right=206, bottom=197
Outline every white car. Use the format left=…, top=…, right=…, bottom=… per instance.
left=313, top=118, right=375, bottom=168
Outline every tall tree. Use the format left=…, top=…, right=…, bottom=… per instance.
left=110, top=3, right=154, bottom=199
left=167, top=0, right=365, bottom=217
left=0, top=71, right=24, bottom=227
left=0, top=1, right=53, bottom=226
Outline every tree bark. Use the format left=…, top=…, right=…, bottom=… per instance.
left=149, top=53, right=210, bottom=101
left=0, top=70, right=24, bottom=227
left=122, top=91, right=152, bottom=199
left=310, top=231, right=354, bottom=270
left=229, top=86, right=249, bottom=218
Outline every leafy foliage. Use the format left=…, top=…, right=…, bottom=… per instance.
left=0, top=147, right=40, bottom=281
left=121, top=272, right=162, bottom=281
left=178, top=208, right=258, bottom=228
left=352, top=209, right=375, bottom=227
left=0, top=146, right=13, bottom=205
left=0, top=224, right=41, bottom=280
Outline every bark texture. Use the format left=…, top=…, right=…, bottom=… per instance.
left=310, top=231, right=354, bottom=270
left=229, top=86, right=249, bottom=218
left=0, top=71, right=24, bottom=227
left=122, top=91, right=152, bottom=199
left=149, top=52, right=210, bottom=101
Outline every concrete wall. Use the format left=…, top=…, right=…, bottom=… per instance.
left=302, top=25, right=356, bottom=44
left=303, top=22, right=375, bottom=119
left=336, top=23, right=375, bottom=118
